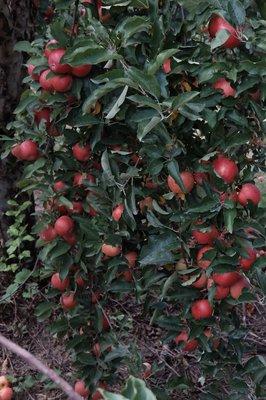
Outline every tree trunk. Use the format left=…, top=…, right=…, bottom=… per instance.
left=0, top=0, right=36, bottom=247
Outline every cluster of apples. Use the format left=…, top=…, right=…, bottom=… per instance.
left=163, top=14, right=260, bottom=101
left=0, top=376, right=13, bottom=400
left=168, top=155, right=261, bottom=351
left=28, top=39, right=92, bottom=93
left=167, top=154, right=261, bottom=207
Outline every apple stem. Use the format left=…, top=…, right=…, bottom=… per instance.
left=0, top=333, right=83, bottom=400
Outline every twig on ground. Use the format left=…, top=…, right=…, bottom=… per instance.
left=0, top=333, right=83, bottom=400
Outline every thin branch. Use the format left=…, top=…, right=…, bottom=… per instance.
left=71, top=0, right=80, bottom=37
left=0, top=333, right=83, bottom=400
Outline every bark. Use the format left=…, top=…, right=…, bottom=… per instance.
left=0, top=0, right=35, bottom=247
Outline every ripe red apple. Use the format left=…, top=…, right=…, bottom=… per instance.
left=0, top=387, right=13, bottom=400
left=19, top=140, right=39, bottom=161
left=174, top=331, right=199, bottom=352
left=34, top=107, right=51, bottom=128
left=50, top=74, right=73, bottom=92
left=112, top=204, right=124, bottom=221
left=193, top=225, right=219, bottom=245
left=239, top=247, right=257, bottom=271
left=63, top=232, right=77, bottom=246
left=125, top=251, right=138, bottom=268
left=27, top=64, right=40, bottom=81
left=92, top=342, right=101, bottom=358
left=60, top=292, right=77, bottom=310
left=194, top=172, right=208, bottom=185
left=92, top=382, right=107, bottom=400
left=51, top=272, right=70, bottom=291
left=191, top=299, right=213, bottom=320
left=101, top=244, right=121, bottom=257
left=214, top=285, right=229, bottom=300
left=69, top=201, right=83, bottom=214
left=48, top=49, right=71, bottom=74
left=73, top=172, right=95, bottom=187
left=54, top=215, right=74, bottom=236
left=76, top=274, right=86, bottom=287
left=0, top=377, right=9, bottom=389
left=213, top=78, right=236, bottom=97
left=230, top=276, right=249, bottom=299
left=53, top=180, right=67, bottom=192
left=74, top=380, right=90, bottom=398
left=162, top=58, right=171, bottom=73
left=212, top=271, right=241, bottom=287
left=237, top=183, right=261, bottom=206
left=71, top=64, right=92, bottom=77
left=11, top=144, right=22, bottom=160
left=123, top=269, right=133, bottom=282
left=196, top=246, right=214, bottom=269
left=44, top=39, right=58, bottom=58
left=212, top=155, right=238, bottom=184
left=72, top=143, right=91, bottom=162
left=39, top=225, right=57, bottom=242
left=39, top=69, right=54, bottom=91
left=208, top=14, right=241, bottom=49
left=88, top=206, right=97, bottom=217
left=192, top=273, right=208, bottom=289
left=167, top=171, right=194, bottom=194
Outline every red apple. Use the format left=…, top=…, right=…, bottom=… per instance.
left=162, top=58, right=171, bottom=73
left=74, top=380, right=90, bottom=398
left=71, top=64, right=92, bottom=77
left=101, top=244, right=121, bottom=257
left=54, top=215, right=74, bottom=236
left=39, top=69, right=54, bottom=91
left=50, top=74, right=73, bottom=92
left=60, top=292, right=77, bottom=310
left=193, top=225, right=219, bottom=245
left=167, top=171, right=194, bottom=194
left=51, top=272, right=70, bottom=291
left=0, top=387, right=13, bottom=400
left=213, top=78, right=236, bottom=97
left=239, top=247, right=257, bottom=271
left=112, top=204, right=124, bottom=221
left=39, top=225, right=57, bottom=242
left=48, top=49, right=71, bottom=74
left=53, top=180, right=67, bottom=192
left=34, top=108, right=51, bottom=128
left=174, top=331, right=199, bottom=352
left=44, top=39, right=58, bottom=58
left=208, top=14, right=241, bottom=49
left=212, top=271, right=241, bottom=287
left=19, top=140, right=39, bottom=161
left=230, top=276, right=249, bottom=299
left=191, top=299, right=213, bottom=320
left=212, top=155, right=238, bottom=184
left=125, top=251, right=138, bottom=268
left=196, top=246, right=214, bottom=269
left=237, top=183, right=261, bottom=206
left=72, top=143, right=91, bottom=162
left=192, top=273, right=208, bottom=289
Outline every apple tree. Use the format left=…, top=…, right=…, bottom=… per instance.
left=3, top=0, right=266, bottom=398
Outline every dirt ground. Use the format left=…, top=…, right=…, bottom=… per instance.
left=0, top=287, right=265, bottom=400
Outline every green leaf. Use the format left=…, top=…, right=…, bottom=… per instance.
left=116, top=16, right=150, bottom=45
left=50, top=242, right=71, bottom=260
left=137, top=116, right=161, bottom=141
left=167, top=160, right=185, bottom=193
left=106, top=86, right=129, bottom=120
left=228, top=0, right=246, bottom=25
left=139, top=232, right=179, bottom=266
left=24, top=158, right=46, bottom=179
left=63, top=45, right=121, bottom=66
left=147, top=48, right=178, bottom=75
left=126, top=67, right=161, bottom=98
left=101, top=150, right=115, bottom=182
left=14, top=93, right=37, bottom=113
left=83, top=79, right=129, bottom=113
left=50, top=20, right=70, bottom=47
left=122, top=376, right=157, bottom=400
left=102, top=392, right=128, bottom=400
left=14, top=41, right=38, bottom=54
left=210, top=29, right=230, bottom=50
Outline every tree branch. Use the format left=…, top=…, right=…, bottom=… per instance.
left=0, top=333, right=83, bottom=400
